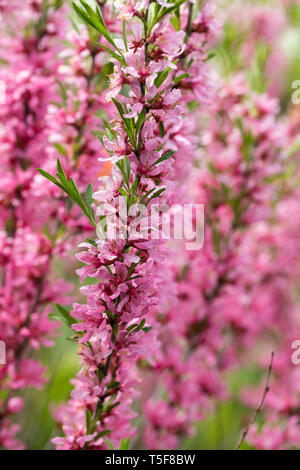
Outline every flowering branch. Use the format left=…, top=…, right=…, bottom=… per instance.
left=38, top=0, right=217, bottom=450
left=0, top=0, right=113, bottom=449
left=0, top=0, right=69, bottom=449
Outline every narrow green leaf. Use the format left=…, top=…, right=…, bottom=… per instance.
left=154, top=68, right=170, bottom=88
left=72, top=2, right=95, bottom=28
left=127, top=323, right=139, bottom=332
left=135, top=318, right=146, bottom=331
left=86, top=183, right=93, bottom=207
left=37, top=169, right=64, bottom=190
left=120, top=438, right=130, bottom=450
left=151, top=150, right=176, bottom=168
left=56, top=157, right=65, bottom=175
left=105, top=437, right=115, bottom=450
left=98, top=43, right=126, bottom=65
left=55, top=78, right=67, bottom=104
left=131, top=176, right=139, bottom=196
left=155, top=0, right=186, bottom=24
left=112, top=97, right=125, bottom=117
left=143, top=326, right=153, bottom=333
left=159, top=122, right=165, bottom=137
left=85, top=409, right=92, bottom=434
left=140, top=187, right=156, bottom=205
left=125, top=156, right=131, bottom=183
left=75, top=1, right=117, bottom=49
left=173, top=73, right=189, bottom=85
left=86, top=238, right=97, bottom=247
left=112, top=98, right=135, bottom=147
left=94, top=430, right=112, bottom=440
left=122, top=21, right=128, bottom=52
left=146, top=187, right=166, bottom=205
left=135, top=108, right=147, bottom=137
left=118, top=186, right=128, bottom=199
left=55, top=303, right=74, bottom=327
left=54, top=142, right=67, bottom=156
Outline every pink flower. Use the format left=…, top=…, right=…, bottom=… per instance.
left=6, top=397, right=24, bottom=414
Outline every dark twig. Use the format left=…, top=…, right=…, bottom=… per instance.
left=185, top=2, right=193, bottom=38
left=235, top=351, right=274, bottom=450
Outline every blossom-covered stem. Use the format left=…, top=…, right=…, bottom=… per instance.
left=0, top=1, right=70, bottom=449
left=0, top=0, right=112, bottom=448
left=143, top=75, right=291, bottom=448
left=46, top=0, right=221, bottom=450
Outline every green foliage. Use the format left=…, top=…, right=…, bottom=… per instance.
left=120, top=438, right=130, bottom=450
left=151, top=150, right=176, bottom=167
left=147, top=0, right=187, bottom=33
left=49, top=303, right=76, bottom=329
left=37, top=159, right=96, bottom=228
left=72, top=0, right=119, bottom=50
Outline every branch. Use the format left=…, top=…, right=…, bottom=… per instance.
left=234, top=351, right=274, bottom=450
left=185, top=1, right=193, bottom=38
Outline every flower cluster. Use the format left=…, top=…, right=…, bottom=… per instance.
left=0, top=0, right=69, bottom=449
left=142, top=76, right=295, bottom=449
left=0, top=0, right=111, bottom=449
left=51, top=0, right=219, bottom=450
left=2, top=0, right=300, bottom=452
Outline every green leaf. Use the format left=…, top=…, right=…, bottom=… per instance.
left=125, top=156, right=131, bottom=183
left=170, top=13, right=180, bottom=31
left=206, top=51, right=216, bottom=61
left=118, top=186, right=129, bottom=199
left=122, top=21, right=128, bottom=52
left=120, top=438, right=130, bottom=450
left=159, top=122, right=165, bottom=137
left=154, top=0, right=186, bottom=25
left=55, top=78, right=67, bottom=104
left=39, top=159, right=96, bottom=228
left=93, top=430, right=112, bottom=440
left=127, top=323, right=138, bottom=332
left=112, top=97, right=125, bottom=117
left=85, top=409, right=92, bottom=434
left=105, top=437, right=115, bottom=450
left=140, top=187, right=156, bottom=205
left=37, top=169, right=64, bottom=191
left=154, top=68, right=170, bottom=88
left=107, top=380, right=120, bottom=390
left=136, top=318, right=146, bottom=331
left=56, top=157, right=65, bottom=175
left=73, top=1, right=117, bottom=49
left=92, top=129, right=106, bottom=147
left=48, top=313, right=61, bottom=322
left=146, top=187, right=166, bottom=205
left=173, top=73, right=189, bottom=85
left=135, top=108, right=147, bottom=138
left=98, top=43, right=126, bottom=65
left=112, top=98, right=135, bottom=147
left=55, top=303, right=75, bottom=327
left=103, top=123, right=115, bottom=141
left=143, top=326, right=152, bottom=333
left=86, top=183, right=93, bottom=207
left=86, top=238, right=97, bottom=246
left=54, top=142, right=67, bottom=156
left=151, top=150, right=176, bottom=167
left=131, top=176, right=139, bottom=196
left=127, top=318, right=147, bottom=333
